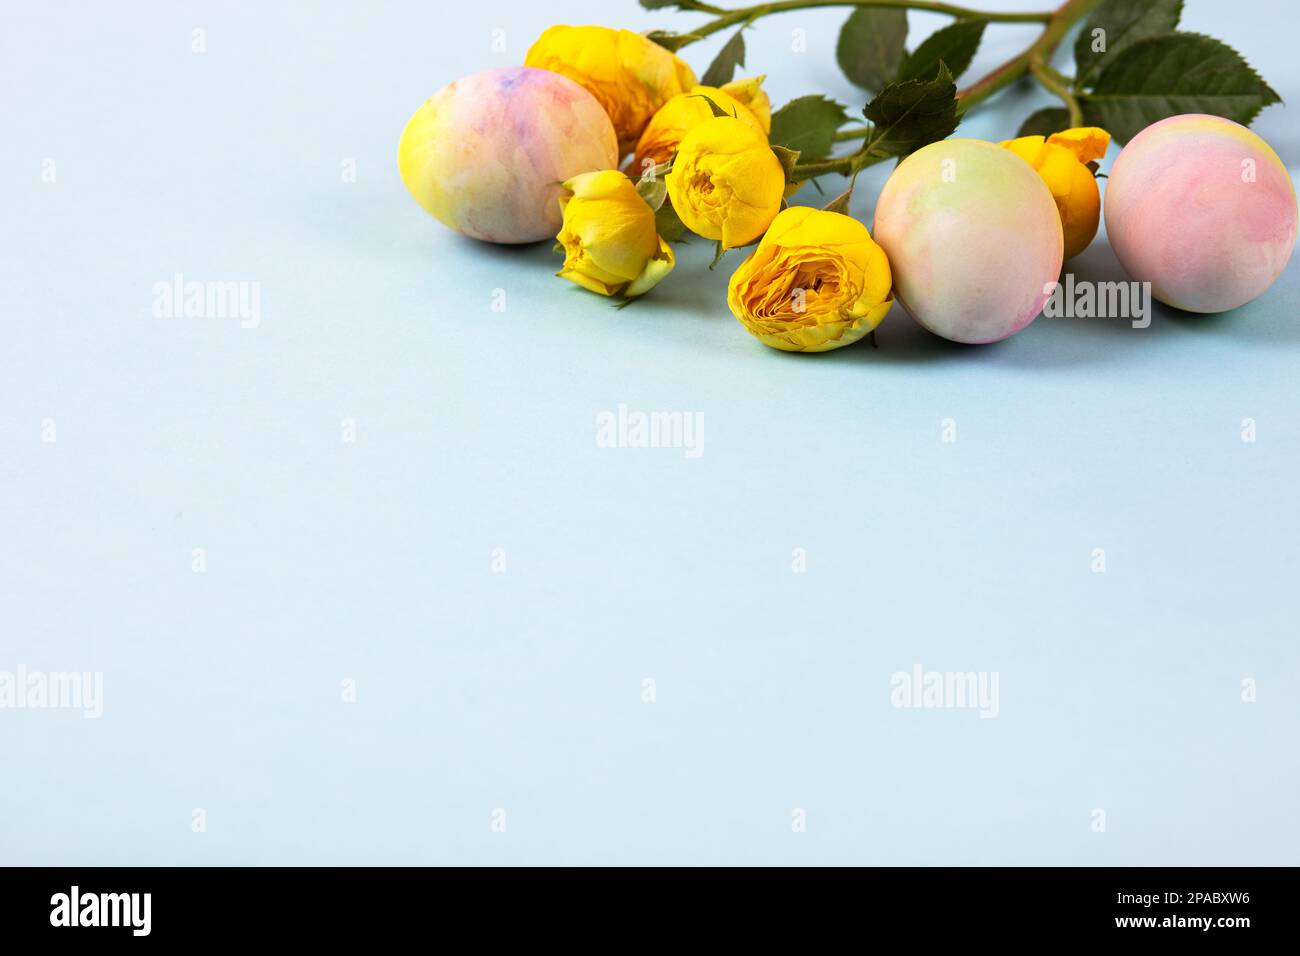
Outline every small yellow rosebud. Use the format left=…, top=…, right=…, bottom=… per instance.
left=631, top=77, right=771, bottom=174
left=666, top=116, right=786, bottom=249
left=727, top=206, right=894, bottom=352
left=555, top=170, right=675, bottom=298
left=1000, top=127, right=1111, bottom=259
left=525, top=25, right=697, bottom=157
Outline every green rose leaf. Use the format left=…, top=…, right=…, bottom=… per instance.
left=770, top=145, right=801, bottom=184
left=768, top=95, right=851, bottom=162
left=1075, top=0, right=1183, bottom=85
left=898, top=19, right=987, bottom=83
left=836, top=7, right=908, bottom=91
left=701, top=26, right=747, bottom=87
left=1081, top=32, right=1281, bottom=143
left=637, top=178, right=667, bottom=211
left=646, top=31, right=699, bottom=54
left=655, top=202, right=688, bottom=243
left=1016, top=106, right=1071, bottom=138
left=862, top=63, right=960, bottom=158
left=635, top=161, right=672, bottom=211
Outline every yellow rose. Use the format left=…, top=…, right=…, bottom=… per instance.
left=1000, top=127, right=1111, bottom=259
left=727, top=206, right=894, bottom=352
left=630, top=77, right=771, bottom=174
left=555, top=170, right=675, bottom=298
left=525, top=25, right=697, bottom=156
left=665, top=116, right=786, bottom=249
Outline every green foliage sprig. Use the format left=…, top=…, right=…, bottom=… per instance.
left=643, top=0, right=1281, bottom=181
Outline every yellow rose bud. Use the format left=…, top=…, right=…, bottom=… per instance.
left=665, top=116, right=786, bottom=249
left=631, top=78, right=770, bottom=174
left=555, top=170, right=675, bottom=298
left=727, top=206, right=894, bottom=352
left=525, top=25, right=697, bottom=157
left=1000, top=126, right=1111, bottom=259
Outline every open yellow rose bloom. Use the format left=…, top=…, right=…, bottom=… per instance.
left=525, top=25, right=697, bottom=156
left=665, top=115, right=786, bottom=249
left=727, top=207, right=894, bottom=352
left=1000, top=127, right=1111, bottom=259
left=555, top=170, right=675, bottom=298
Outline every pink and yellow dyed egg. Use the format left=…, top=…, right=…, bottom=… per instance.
left=1104, top=114, right=1297, bottom=313
left=399, top=66, right=619, bottom=244
left=873, top=139, right=1063, bottom=344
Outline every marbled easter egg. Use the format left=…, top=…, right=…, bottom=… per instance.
left=1104, top=114, right=1297, bottom=313
left=873, top=139, right=1064, bottom=344
left=399, top=67, right=619, bottom=244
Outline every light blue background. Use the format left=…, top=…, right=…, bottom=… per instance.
left=2, top=0, right=1297, bottom=865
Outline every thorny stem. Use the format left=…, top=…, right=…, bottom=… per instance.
left=1030, top=54, right=1083, bottom=127
left=834, top=125, right=872, bottom=141
left=790, top=153, right=887, bottom=181
left=676, top=0, right=1053, bottom=45
left=772, top=0, right=1104, bottom=179
left=956, top=0, right=1101, bottom=111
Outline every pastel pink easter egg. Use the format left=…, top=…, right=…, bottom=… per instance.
left=1104, top=114, right=1298, bottom=313
left=399, top=66, right=619, bottom=244
left=873, top=139, right=1063, bottom=344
